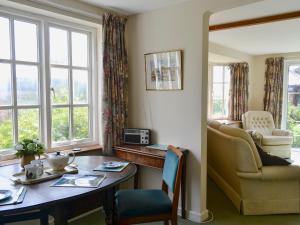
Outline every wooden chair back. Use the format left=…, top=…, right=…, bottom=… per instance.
left=162, top=145, right=184, bottom=219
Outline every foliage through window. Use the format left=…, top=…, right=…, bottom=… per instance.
left=286, top=64, right=300, bottom=148
left=0, top=12, right=97, bottom=151
left=209, top=65, right=230, bottom=119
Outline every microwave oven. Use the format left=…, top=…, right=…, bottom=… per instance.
left=123, top=128, right=150, bottom=145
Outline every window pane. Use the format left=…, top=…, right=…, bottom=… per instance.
left=224, top=84, right=230, bottom=98
left=14, top=20, right=37, bottom=62
left=50, top=27, right=68, bottom=65
left=0, top=110, right=13, bottom=150
left=52, top=108, right=69, bottom=142
left=72, top=32, right=88, bottom=67
left=0, top=17, right=10, bottom=59
left=51, top=68, right=69, bottom=105
left=0, top=63, right=12, bottom=106
left=73, top=69, right=88, bottom=104
left=224, top=66, right=230, bottom=83
left=224, top=99, right=229, bottom=117
left=213, top=99, right=223, bottom=116
left=18, top=109, right=39, bottom=141
left=16, top=65, right=39, bottom=105
left=213, top=84, right=223, bottom=99
left=73, top=107, right=89, bottom=139
left=213, top=66, right=223, bottom=83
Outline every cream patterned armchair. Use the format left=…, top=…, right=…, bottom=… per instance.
left=242, top=111, right=293, bottom=158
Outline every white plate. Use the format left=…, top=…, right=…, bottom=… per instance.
left=103, top=162, right=123, bottom=169
left=0, top=190, right=12, bottom=201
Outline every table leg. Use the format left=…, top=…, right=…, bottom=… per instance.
left=181, top=157, right=187, bottom=219
left=104, top=187, right=116, bottom=225
left=40, top=209, right=49, bottom=225
left=52, top=206, right=68, bottom=225
left=134, top=165, right=140, bottom=189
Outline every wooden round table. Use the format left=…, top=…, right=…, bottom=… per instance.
left=0, top=156, right=137, bottom=225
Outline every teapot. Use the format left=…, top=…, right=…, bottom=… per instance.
left=45, top=151, right=75, bottom=171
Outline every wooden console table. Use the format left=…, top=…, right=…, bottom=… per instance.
left=115, top=144, right=188, bottom=219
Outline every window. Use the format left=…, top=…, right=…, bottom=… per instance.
left=208, top=65, right=230, bottom=119
left=49, top=26, right=91, bottom=146
left=0, top=17, right=41, bottom=151
left=0, top=12, right=98, bottom=152
left=282, top=61, right=300, bottom=148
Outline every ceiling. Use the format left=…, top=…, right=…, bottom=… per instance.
left=78, top=0, right=190, bottom=15
left=210, top=0, right=300, bottom=25
left=209, top=0, right=300, bottom=56
left=210, top=18, right=300, bottom=55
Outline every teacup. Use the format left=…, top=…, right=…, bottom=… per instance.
left=31, top=159, right=44, bottom=176
left=24, top=164, right=40, bottom=179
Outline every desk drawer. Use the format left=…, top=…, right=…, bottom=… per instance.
left=115, top=150, right=164, bottom=169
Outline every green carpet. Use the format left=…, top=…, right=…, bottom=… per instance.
left=70, top=178, right=300, bottom=225
left=206, top=178, right=300, bottom=225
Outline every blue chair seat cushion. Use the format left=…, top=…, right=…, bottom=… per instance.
left=115, top=189, right=172, bottom=219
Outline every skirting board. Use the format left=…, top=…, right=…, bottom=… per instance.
left=177, top=207, right=209, bottom=223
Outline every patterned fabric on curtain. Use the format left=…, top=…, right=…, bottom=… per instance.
left=102, top=13, right=128, bottom=154
left=229, top=63, right=249, bottom=121
left=263, top=57, right=284, bottom=128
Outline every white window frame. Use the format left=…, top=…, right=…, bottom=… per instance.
left=46, top=23, right=94, bottom=148
left=282, top=59, right=300, bottom=129
left=0, top=8, right=99, bottom=156
left=208, top=63, right=230, bottom=120
left=0, top=13, right=44, bottom=151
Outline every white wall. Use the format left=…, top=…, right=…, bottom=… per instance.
left=0, top=0, right=263, bottom=224
left=208, top=42, right=258, bottom=112
left=126, top=0, right=261, bottom=222
left=209, top=42, right=254, bottom=63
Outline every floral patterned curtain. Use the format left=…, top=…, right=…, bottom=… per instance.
left=102, top=13, right=128, bottom=154
left=263, top=57, right=284, bottom=128
left=229, top=63, right=249, bottom=121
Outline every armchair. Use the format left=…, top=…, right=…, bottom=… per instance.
left=242, top=111, right=293, bottom=158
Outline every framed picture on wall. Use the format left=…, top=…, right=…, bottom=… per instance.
left=144, top=50, right=183, bottom=90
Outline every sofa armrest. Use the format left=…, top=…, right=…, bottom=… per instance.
left=272, top=129, right=293, bottom=136
left=238, top=165, right=300, bottom=180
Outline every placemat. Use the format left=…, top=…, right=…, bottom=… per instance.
left=93, top=162, right=129, bottom=172
left=0, top=187, right=26, bottom=206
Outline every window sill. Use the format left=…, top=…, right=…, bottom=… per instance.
left=0, top=144, right=103, bottom=167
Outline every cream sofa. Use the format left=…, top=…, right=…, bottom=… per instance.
left=207, top=120, right=300, bottom=215
left=242, top=111, right=293, bottom=158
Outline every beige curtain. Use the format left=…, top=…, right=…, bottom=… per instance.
left=229, top=63, right=249, bottom=121
left=263, top=57, right=284, bottom=128
left=102, top=13, right=128, bottom=154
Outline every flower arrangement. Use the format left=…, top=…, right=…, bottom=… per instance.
left=15, top=139, right=45, bottom=158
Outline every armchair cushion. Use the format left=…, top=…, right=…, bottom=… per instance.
left=272, top=129, right=293, bottom=136
left=115, top=189, right=172, bottom=219
left=262, top=136, right=293, bottom=146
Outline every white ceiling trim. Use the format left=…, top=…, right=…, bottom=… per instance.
left=4, top=0, right=104, bottom=23
left=80, top=0, right=191, bottom=15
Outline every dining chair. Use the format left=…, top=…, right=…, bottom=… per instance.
left=115, top=145, right=184, bottom=225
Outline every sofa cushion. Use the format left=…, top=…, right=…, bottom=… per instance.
left=207, top=120, right=222, bottom=130
left=255, top=143, right=291, bottom=166
left=262, top=136, right=293, bottom=146
left=219, top=125, right=263, bottom=169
